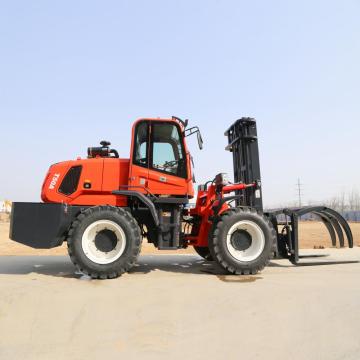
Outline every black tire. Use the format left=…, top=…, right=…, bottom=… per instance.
left=67, top=205, right=142, bottom=279
left=209, top=208, right=276, bottom=275
left=193, top=246, right=214, bottom=261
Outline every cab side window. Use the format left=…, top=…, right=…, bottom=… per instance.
left=151, top=123, right=186, bottom=178
left=133, top=122, right=149, bottom=167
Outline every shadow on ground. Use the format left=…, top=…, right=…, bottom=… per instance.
left=0, top=255, right=229, bottom=280
left=0, top=254, right=357, bottom=280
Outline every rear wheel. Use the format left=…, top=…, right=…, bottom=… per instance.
left=67, top=206, right=142, bottom=279
left=193, top=246, right=214, bottom=261
left=209, top=208, right=276, bottom=275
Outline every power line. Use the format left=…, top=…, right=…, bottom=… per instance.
left=296, top=178, right=304, bottom=207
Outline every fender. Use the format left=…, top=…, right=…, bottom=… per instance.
left=112, top=190, right=160, bottom=226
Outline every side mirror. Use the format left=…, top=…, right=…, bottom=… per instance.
left=184, top=126, right=203, bottom=150
left=197, top=131, right=203, bottom=150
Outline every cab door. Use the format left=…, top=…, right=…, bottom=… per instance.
left=129, top=120, right=150, bottom=192
left=147, top=122, right=188, bottom=196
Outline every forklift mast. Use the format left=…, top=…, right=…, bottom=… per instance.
left=224, top=118, right=353, bottom=264
left=225, top=117, right=263, bottom=211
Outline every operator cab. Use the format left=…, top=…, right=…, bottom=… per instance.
left=129, top=117, right=202, bottom=198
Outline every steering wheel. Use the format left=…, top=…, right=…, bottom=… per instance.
left=138, top=157, right=147, bottom=165
left=163, top=160, right=179, bottom=169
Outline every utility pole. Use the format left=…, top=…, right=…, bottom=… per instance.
left=296, top=178, right=303, bottom=207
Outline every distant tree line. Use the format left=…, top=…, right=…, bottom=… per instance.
left=267, top=190, right=360, bottom=222
left=324, top=190, right=360, bottom=222
left=301, top=190, right=360, bottom=222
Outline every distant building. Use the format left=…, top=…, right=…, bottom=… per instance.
left=0, top=200, right=12, bottom=213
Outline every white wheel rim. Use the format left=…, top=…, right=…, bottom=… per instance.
left=226, top=220, right=265, bottom=262
left=81, top=220, right=126, bottom=265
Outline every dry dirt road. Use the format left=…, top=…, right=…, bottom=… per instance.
left=0, top=221, right=360, bottom=360
left=0, top=250, right=359, bottom=360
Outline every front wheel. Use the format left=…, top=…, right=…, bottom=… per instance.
left=209, top=208, right=276, bottom=275
left=67, top=206, right=142, bottom=279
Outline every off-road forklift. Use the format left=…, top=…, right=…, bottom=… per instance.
left=10, top=117, right=353, bottom=279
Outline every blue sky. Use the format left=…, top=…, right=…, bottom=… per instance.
left=0, top=0, right=359, bottom=207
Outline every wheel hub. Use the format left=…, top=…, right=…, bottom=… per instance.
left=81, top=220, right=127, bottom=265
left=230, top=229, right=252, bottom=251
left=94, top=229, right=118, bottom=252
left=226, top=220, right=266, bottom=262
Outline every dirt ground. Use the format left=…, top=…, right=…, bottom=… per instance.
left=1, top=216, right=360, bottom=360
left=0, top=220, right=359, bottom=256
left=0, top=250, right=359, bottom=360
